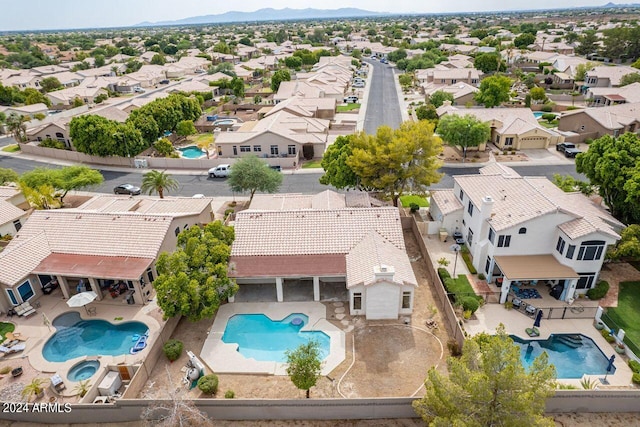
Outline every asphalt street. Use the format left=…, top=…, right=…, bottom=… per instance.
left=363, top=58, right=402, bottom=133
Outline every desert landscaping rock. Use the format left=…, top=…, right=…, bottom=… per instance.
left=335, top=313, right=345, bottom=320
left=335, top=307, right=345, bottom=314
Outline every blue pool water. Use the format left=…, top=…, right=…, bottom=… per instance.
left=178, top=145, right=206, bottom=159
left=67, top=360, right=100, bottom=382
left=222, top=313, right=330, bottom=362
left=214, top=119, right=235, bottom=126
left=43, top=312, right=148, bottom=362
left=511, top=334, right=615, bottom=378
left=533, top=111, right=545, bottom=118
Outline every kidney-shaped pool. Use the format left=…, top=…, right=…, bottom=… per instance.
left=42, top=312, right=148, bottom=362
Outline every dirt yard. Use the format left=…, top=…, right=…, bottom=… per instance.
left=439, top=145, right=528, bottom=164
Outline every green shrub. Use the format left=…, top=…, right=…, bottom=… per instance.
left=566, top=106, right=578, bottom=110
left=162, top=339, right=183, bottom=362
left=586, top=280, right=610, bottom=300
left=542, top=113, right=556, bottom=123
left=197, top=374, right=219, bottom=395
left=633, top=373, right=640, bottom=385
left=541, top=104, right=553, bottom=113
left=224, top=389, right=235, bottom=398
left=39, top=138, right=67, bottom=150
left=601, top=328, right=616, bottom=343
left=409, top=203, right=420, bottom=213
left=460, top=250, right=477, bottom=274
left=477, top=273, right=486, bottom=280
left=447, top=339, right=462, bottom=356
left=629, top=360, right=640, bottom=373
left=0, top=366, right=11, bottom=375
left=459, top=296, right=480, bottom=313
left=437, top=268, right=451, bottom=282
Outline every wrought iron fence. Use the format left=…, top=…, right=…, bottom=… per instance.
left=601, top=312, right=640, bottom=359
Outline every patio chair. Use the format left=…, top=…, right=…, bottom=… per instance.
left=512, top=298, right=523, bottom=309
left=50, top=374, right=66, bottom=393
left=5, top=332, right=26, bottom=342
left=510, top=284, right=521, bottom=296
left=0, top=343, right=26, bottom=356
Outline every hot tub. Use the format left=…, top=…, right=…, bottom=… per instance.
left=67, top=360, right=100, bottom=382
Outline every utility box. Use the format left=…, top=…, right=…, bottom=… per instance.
left=98, top=371, right=122, bottom=396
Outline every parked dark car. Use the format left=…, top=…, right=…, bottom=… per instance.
left=564, top=148, right=582, bottom=158
left=159, top=79, right=170, bottom=84
left=556, top=142, right=576, bottom=153
left=114, top=184, right=141, bottom=195
left=269, top=165, right=282, bottom=172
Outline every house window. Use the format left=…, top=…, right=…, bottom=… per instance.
left=496, top=136, right=500, bottom=144
left=485, top=256, right=491, bottom=274
left=467, top=228, right=474, bottom=245
left=504, top=137, right=514, bottom=147
left=288, top=145, right=296, bottom=155
left=353, top=292, right=362, bottom=310
left=566, top=245, right=576, bottom=259
left=270, top=145, right=279, bottom=156
left=613, top=129, right=620, bottom=137
left=497, top=235, right=511, bottom=248
left=233, top=146, right=237, bottom=155
left=17, top=280, right=34, bottom=302
left=451, top=79, right=457, bottom=84
left=13, top=219, right=22, bottom=232
left=240, top=145, right=251, bottom=152
left=577, top=240, right=605, bottom=261
left=630, top=124, right=636, bottom=133
left=146, top=267, right=154, bottom=284
left=253, top=145, right=261, bottom=152
left=459, top=189, right=464, bottom=201
left=488, top=228, right=495, bottom=244
left=6, top=289, right=18, bottom=305
left=402, top=291, right=411, bottom=309
left=467, top=201, right=474, bottom=216
left=576, top=272, right=596, bottom=290
left=556, top=236, right=566, bottom=254
left=175, top=227, right=180, bottom=237
left=580, top=125, right=585, bottom=131
left=519, top=227, right=527, bottom=234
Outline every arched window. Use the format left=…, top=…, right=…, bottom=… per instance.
left=519, top=227, right=527, bottom=234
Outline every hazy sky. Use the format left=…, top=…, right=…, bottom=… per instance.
left=2, top=0, right=606, bottom=31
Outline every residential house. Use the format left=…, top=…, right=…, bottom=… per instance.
left=214, top=111, right=329, bottom=163
left=26, top=121, right=71, bottom=148
left=557, top=103, right=640, bottom=143
left=584, top=65, right=638, bottom=89
left=46, top=86, right=107, bottom=106
left=229, top=191, right=417, bottom=319
left=586, top=82, right=640, bottom=106
left=420, top=68, right=481, bottom=87
left=423, top=82, right=479, bottom=106
left=437, top=104, right=563, bottom=150
left=0, top=103, right=49, bottom=119
left=0, top=187, right=29, bottom=238
left=0, top=195, right=216, bottom=312
left=429, top=163, right=622, bottom=303
left=263, top=96, right=336, bottom=120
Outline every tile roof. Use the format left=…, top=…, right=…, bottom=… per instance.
left=231, top=207, right=404, bottom=257
left=75, top=195, right=213, bottom=217
left=0, top=186, right=20, bottom=200
left=563, top=103, right=640, bottom=130
left=311, top=190, right=346, bottom=210
left=0, top=233, right=52, bottom=286
left=429, top=190, right=463, bottom=215
left=346, top=232, right=417, bottom=288
left=0, top=200, right=25, bottom=226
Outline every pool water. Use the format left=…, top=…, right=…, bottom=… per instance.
left=222, top=313, right=330, bottom=362
left=67, top=360, right=100, bottom=382
left=43, top=312, right=148, bottom=362
left=178, top=145, right=206, bottom=159
left=511, top=334, right=615, bottom=378
left=214, top=119, right=235, bottom=126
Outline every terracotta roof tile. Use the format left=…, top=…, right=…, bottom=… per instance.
left=429, top=190, right=463, bottom=215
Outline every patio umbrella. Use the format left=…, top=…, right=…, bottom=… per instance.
left=66, top=291, right=97, bottom=313
left=603, top=354, right=616, bottom=384
left=533, top=309, right=543, bottom=328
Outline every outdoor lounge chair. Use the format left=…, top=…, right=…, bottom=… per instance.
left=5, top=332, right=26, bottom=342
left=50, top=374, right=66, bottom=393
left=130, top=334, right=148, bottom=354
left=526, top=327, right=540, bottom=337
left=0, top=343, right=26, bottom=356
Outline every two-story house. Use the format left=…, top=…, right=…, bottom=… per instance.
left=429, top=163, right=622, bottom=304
left=558, top=103, right=640, bottom=143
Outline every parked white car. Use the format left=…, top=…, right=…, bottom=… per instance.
left=344, top=95, right=359, bottom=104
left=353, top=81, right=365, bottom=88
left=208, top=164, right=231, bottom=178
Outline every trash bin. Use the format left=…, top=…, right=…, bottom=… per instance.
left=126, top=290, right=135, bottom=305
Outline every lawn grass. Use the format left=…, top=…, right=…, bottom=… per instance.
left=606, top=281, right=640, bottom=347
left=399, top=195, right=429, bottom=208
left=538, top=120, right=559, bottom=129
left=188, top=133, right=213, bottom=145
left=337, top=103, right=361, bottom=112
left=1, top=144, right=20, bottom=153
left=302, top=159, right=323, bottom=169
left=0, top=322, right=15, bottom=344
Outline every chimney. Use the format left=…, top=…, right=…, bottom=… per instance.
left=442, top=100, right=452, bottom=108
left=374, top=264, right=395, bottom=282
left=481, top=195, right=494, bottom=221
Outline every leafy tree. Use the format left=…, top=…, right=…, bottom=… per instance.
left=40, top=77, right=63, bottom=93
left=227, top=155, right=283, bottom=203
left=284, top=56, right=303, bottom=69
left=94, top=54, right=105, bottom=68
left=6, top=113, right=27, bottom=142
left=429, top=90, right=454, bottom=108
left=141, top=170, right=179, bottom=199
left=72, top=97, right=84, bottom=108
left=574, top=62, right=595, bottom=82
left=387, top=48, right=407, bottom=63
left=351, top=49, right=362, bottom=60
left=153, top=222, right=236, bottom=321
left=348, top=120, right=443, bottom=207
left=576, top=132, right=640, bottom=223
left=473, top=53, right=505, bottom=74
left=513, top=32, right=536, bottom=48
left=551, top=173, right=594, bottom=195
left=437, top=114, right=491, bottom=162
left=176, top=120, right=197, bottom=138
left=0, top=168, right=19, bottom=185
left=319, top=135, right=362, bottom=190
left=270, top=69, right=291, bottom=92
left=150, top=53, right=166, bottom=65
left=576, top=30, right=599, bottom=56
left=0, top=112, right=5, bottom=125
left=285, top=340, right=323, bottom=399
left=23, top=88, right=51, bottom=107
left=398, top=73, right=413, bottom=88
left=230, top=77, right=245, bottom=99
left=415, top=104, right=438, bottom=121
left=620, top=73, right=640, bottom=87
left=475, top=74, right=512, bottom=108
left=154, top=138, right=175, bottom=157
left=19, top=182, right=59, bottom=209
left=608, top=224, right=640, bottom=261
left=413, top=325, right=556, bottom=427
left=529, top=86, right=547, bottom=103
left=20, top=166, right=103, bottom=206
left=70, top=115, right=145, bottom=157
left=632, top=58, right=640, bottom=70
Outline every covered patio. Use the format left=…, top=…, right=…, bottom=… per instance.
left=493, top=255, right=579, bottom=304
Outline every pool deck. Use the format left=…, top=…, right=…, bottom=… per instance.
left=4, top=289, right=162, bottom=396
left=466, top=304, right=634, bottom=387
left=201, top=302, right=346, bottom=376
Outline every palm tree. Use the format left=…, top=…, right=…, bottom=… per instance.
left=141, top=170, right=179, bottom=199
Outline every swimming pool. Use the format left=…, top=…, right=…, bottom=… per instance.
left=42, top=312, right=148, bottom=362
left=214, top=119, right=235, bottom=126
left=511, top=334, right=615, bottom=378
left=67, top=360, right=100, bottom=382
left=178, top=145, right=206, bottom=159
left=222, top=313, right=330, bottom=362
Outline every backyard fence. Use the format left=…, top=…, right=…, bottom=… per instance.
left=600, top=311, right=640, bottom=360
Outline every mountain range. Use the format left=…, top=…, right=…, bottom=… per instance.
left=137, top=8, right=386, bottom=27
